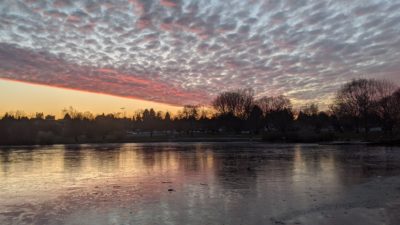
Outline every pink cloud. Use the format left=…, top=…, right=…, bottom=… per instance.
left=129, top=0, right=146, bottom=16
left=136, top=17, right=152, bottom=29
left=66, top=15, right=81, bottom=23
left=160, top=0, right=179, bottom=8
left=0, top=44, right=208, bottom=106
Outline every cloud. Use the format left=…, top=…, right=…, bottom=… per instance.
left=0, top=43, right=205, bottom=105
left=0, top=0, right=399, bottom=107
left=160, top=0, right=180, bottom=8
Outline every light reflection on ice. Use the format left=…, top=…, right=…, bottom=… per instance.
left=1, top=143, right=400, bottom=225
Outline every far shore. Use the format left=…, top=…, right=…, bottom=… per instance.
left=1, top=135, right=399, bottom=147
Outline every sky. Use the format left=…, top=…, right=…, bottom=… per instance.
left=1, top=0, right=400, bottom=115
left=0, top=79, right=181, bottom=117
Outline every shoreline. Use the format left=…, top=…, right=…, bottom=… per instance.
left=1, top=138, right=399, bottom=148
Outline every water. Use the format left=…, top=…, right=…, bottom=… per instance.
left=1, top=143, right=400, bottom=225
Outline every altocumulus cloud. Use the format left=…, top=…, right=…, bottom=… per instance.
left=0, top=0, right=399, bottom=106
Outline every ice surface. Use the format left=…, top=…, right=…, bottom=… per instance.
left=1, top=143, right=400, bottom=225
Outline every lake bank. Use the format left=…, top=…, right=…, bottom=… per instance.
left=1, top=134, right=400, bottom=147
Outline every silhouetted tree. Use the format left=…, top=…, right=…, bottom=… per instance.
left=163, top=112, right=172, bottom=132
left=267, top=108, right=294, bottom=135
left=142, top=108, right=158, bottom=137
left=212, top=89, right=254, bottom=119
left=376, top=86, right=400, bottom=134
left=332, top=79, right=397, bottom=137
left=62, top=107, right=84, bottom=142
left=297, top=104, right=324, bottom=133
left=181, top=105, right=199, bottom=120
left=92, top=114, right=119, bottom=141
left=257, top=95, right=292, bottom=113
left=1, top=79, right=399, bottom=146
left=256, top=95, right=292, bottom=132
left=176, top=105, right=200, bottom=135
left=247, top=105, right=263, bottom=134
left=393, top=89, right=400, bottom=132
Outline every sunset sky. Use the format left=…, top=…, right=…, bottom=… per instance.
left=0, top=79, right=181, bottom=117
left=1, top=0, right=400, bottom=116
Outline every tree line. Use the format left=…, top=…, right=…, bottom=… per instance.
left=0, top=78, right=399, bottom=145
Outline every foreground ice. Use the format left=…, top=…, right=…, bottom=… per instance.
left=0, top=143, right=400, bottom=225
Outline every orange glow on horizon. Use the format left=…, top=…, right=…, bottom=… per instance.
left=0, top=78, right=182, bottom=118
left=0, top=77, right=182, bottom=106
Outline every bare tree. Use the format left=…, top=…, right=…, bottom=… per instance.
left=180, top=105, right=200, bottom=120
left=256, top=95, right=292, bottom=131
left=378, top=88, right=400, bottom=133
left=300, top=103, right=319, bottom=116
left=332, top=79, right=397, bottom=135
left=393, top=89, right=400, bottom=129
left=212, top=88, right=254, bottom=119
left=177, top=105, right=200, bottom=135
left=256, top=95, right=292, bottom=115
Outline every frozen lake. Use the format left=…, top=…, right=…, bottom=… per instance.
left=1, top=143, right=400, bottom=225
